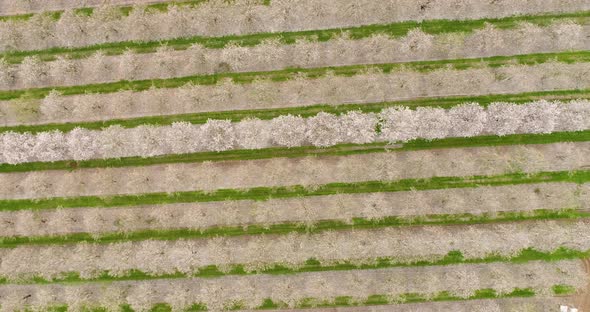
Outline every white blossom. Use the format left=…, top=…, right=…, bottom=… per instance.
left=486, top=102, right=526, bottom=136
left=1, top=132, right=35, bottom=164
left=234, top=118, right=272, bottom=149
left=271, top=115, right=308, bottom=147
left=379, top=106, right=418, bottom=143
left=306, top=112, right=342, bottom=147
left=199, top=119, right=236, bottom=152
left=448, top=103, right=488, bottom=137
left=66, top=127, right=101, bottom=160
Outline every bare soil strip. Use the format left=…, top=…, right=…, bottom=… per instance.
left=0, top=142, right=586, bottom=200
left=0, top=261, right=583, bottom=311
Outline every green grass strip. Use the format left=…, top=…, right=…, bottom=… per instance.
left=1, top=11, right=588, bottom=64
left=552, top=284, right=578, bottom=295
left=4, top=89, right=590, bottom=134
left=1, top=130, right=588, bottom=173
left=1, top=51, right=588, bottom=101
left=2, top=246, right=586, bottom=285
left=0, top=208, right=585, bottom=248
left=0, top=169, right=588, bottom=212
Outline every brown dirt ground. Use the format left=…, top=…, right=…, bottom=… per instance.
left=572, top=258, right=590, bottom=311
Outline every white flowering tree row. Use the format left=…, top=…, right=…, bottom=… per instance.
left=1, top=22, right=584, bottom=90
left=0, top=100, right=587, bottom=164
left=0, top=0, right=586, bottom=52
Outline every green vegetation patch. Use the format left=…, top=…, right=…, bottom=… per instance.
left=552, top=284, right=577, bottom=295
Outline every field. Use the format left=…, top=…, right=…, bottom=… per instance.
left=0, top=0, right=589, bottom=311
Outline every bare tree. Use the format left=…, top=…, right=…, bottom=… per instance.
left=557, top=99, right=590, bottom=131
left=119, top=49, right=139, bottom=79
left=154, top=45, right=178, bottom=77
left=55, top=9, right=87, bottom=48
left=40, top=90, right=69, bottom=119
left=50, top=56, right=81, bottom=85
left=0, top=57, right=15, bottom=88
left=400, top=29, right=434, bottom=58
left=86, top=50, right=112, bottom=83
left=21, top=55, right=48, bottom=87
left=551, top=21, right=584, bottom=50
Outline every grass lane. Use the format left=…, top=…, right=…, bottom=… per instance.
left=2, top=89, right=589, bottom=134
left=1, top=130, right=587, bottom=173
left=1, top=11, right=588, bottom=63
left=1, top=51, right=588, bottom=101
left=0, top=169, right=587, bottom=211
